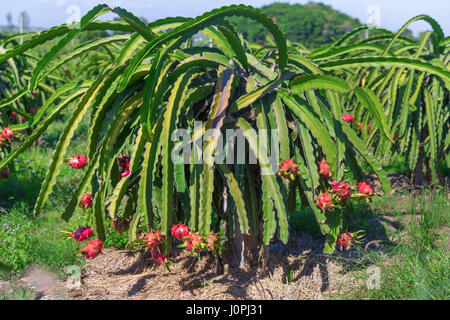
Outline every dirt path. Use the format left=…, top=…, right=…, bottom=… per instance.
left=4, top=265, right=73, bottom=300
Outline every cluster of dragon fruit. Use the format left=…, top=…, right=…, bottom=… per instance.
left=66, top=153, right=222, bottom=268
left=278, top=146, right=374, bottom=250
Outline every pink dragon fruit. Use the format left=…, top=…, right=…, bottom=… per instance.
left=341, top=114, right=354, bottom=123
left=71, top=226, right=94, bottom=242
left=67, top=155, right=88, bottom=169
left=80, top=239, right=103, bottom=259
left=171, top=224, right=190, bottom=240
left=278, top=159, right=300, bottom=181
left=78, top=193, right=93, bottom=210
left=1, top=127, right=13, bottom=139
left=1, top=168, right=11, bottom=179
left=150, top=247, right=169, bottom=265
left=144, top=230, right=164, bottom=248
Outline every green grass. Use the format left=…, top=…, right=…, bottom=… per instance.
left=380, top=154, right=410, bottom=175
left=0, top=146, right=87, bottom=277
left=0, top=113, right=92, bottom=277
left=336, top=189, right=449, bottom=300
left=0, top=114, right=130, bottom=279
left=0, top=283, right=36, bottom=300
left=288, top=207, right=322, bottom=237
left=287, top=181, right=449, bottom=300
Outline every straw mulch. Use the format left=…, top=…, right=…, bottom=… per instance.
left=67, top=234, right=364, bottom=300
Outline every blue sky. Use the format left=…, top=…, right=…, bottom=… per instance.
left=1, top=0, right=448, bottom=36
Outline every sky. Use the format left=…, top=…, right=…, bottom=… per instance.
left=0, top=0, right=448, bottom=36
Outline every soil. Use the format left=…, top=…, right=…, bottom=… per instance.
left=8, top=235, right=366, bottom=300
left=3, top=224, right=394, bottom=301
left=363, top=173, right=417, bottom=194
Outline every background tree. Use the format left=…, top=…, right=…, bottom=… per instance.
left=227, top=2, right=360, bottom=48
left=401, top=28, right=414, bottom=39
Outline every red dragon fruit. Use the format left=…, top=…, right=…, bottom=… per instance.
left=316, top=193, right=333, bottom=211
left=1, top=168, right=11, bottom=179
left=358, top=181, right=374, bottom=198
left=120, top=168, right=130, bottom=179
left=117, top=155, right=130, bottom=168
left=78, top=193, right=93, bottom=210
left=278, top=159, right=299, bottom=181
left=318, top=159, right=331, bottom=178
left=150, top=247, right=169, bottom=265
left=336, top=230, right=365, bottom=249
left=144, top=230, right=164, bottom=248
left=1, top=127, right=13, bottom=139
left=117, top=155, right=131, bottom=179
left=67, top=155, right=88, bottom=169
left=207, top=232, right=220, bottom=251
left=341, top=114, right=354, bottom=123
left=394, top=132, right=399, bottom=140
left=185, top=232, right=205, bottom=252
left=111, top=216, right=130, bottom=234
left=71, top=226, right=94, bottom=242
left=331, top=179, right=352, bottom=200
left=336, top=232, right=353, bottom=247
left=81, top=239, right=103, bottom=259
left=171, top=224, right=191, bottom=240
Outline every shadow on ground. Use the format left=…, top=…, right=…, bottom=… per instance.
left=67, top=204, right=396, bottom=300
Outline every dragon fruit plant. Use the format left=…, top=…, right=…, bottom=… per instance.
left=313, top=159, right=374, bottom=251
left=306, top=16, right=449, bottom=185
left=0, top=31, right=71, bottom=179
left=0, top=4, right=448, bottom=267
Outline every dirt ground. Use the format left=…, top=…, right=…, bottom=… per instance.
left=5, top=233, right=379, bottom=300
left=70, top=241, right=362, bottom=300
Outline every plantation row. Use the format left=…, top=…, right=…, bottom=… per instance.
left=0, top=5, right=448, bottom=269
